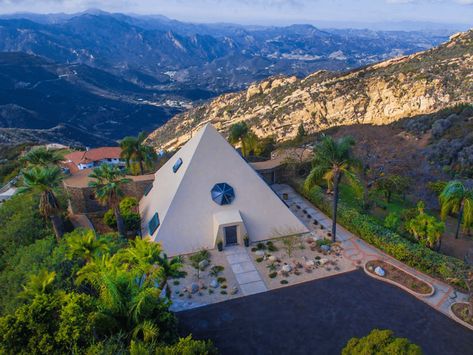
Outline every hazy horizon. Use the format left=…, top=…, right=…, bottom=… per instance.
left=0, top=1, right=472, bottom=30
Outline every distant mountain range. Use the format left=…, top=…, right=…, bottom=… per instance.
left=0, top=10, right=460, bottom=146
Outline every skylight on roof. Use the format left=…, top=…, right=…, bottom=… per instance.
left=211, top=183, right=235, bottom=205
left=172, top=158, right=183, bottom=173
left=148, top=212, right=160, bottom=235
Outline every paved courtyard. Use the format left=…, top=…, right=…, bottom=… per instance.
left=177, top=270, right=473, bottom=355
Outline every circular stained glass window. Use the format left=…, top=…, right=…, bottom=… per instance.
left=211, top=183, right=235, bottom=205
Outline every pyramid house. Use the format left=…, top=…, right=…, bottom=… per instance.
left=139, top=124, right=309, bottom=256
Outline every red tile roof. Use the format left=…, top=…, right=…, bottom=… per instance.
left=65, top=147, right=122, bottom=165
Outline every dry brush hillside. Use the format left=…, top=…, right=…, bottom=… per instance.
left=147, top=29, right=473, bottom=150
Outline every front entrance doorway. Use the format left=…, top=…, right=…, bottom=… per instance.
left=224, top=225, right=238, bottom=245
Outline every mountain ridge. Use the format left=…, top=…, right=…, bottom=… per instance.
left=147, top=29, right=473, bottom=150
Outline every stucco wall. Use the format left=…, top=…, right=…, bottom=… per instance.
left=66, top=179, right=153, bottom=215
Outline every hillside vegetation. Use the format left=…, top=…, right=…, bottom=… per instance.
left=148, top=30, right=473, bottom=150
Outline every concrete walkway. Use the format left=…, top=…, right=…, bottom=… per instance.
left=224, top=245, right=267, bottom=296
left=272, top=184, right=469, bottom=320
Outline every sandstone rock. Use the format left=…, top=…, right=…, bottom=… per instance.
left=210, top=279, right=219, bottom=288
left=282, top=264, right=292, bottom=272
left=191, top=283, right=199, bottom=294
left=198, top=259, right=209, bottom=270
left=255, top=250, right=265, bottom=257
left=374, top=266, right=386, bottom=277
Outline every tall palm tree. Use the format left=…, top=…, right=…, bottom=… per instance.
left=21, top=147, right=64, bottom=167
left=305, top=136, right=357, bottom=242
left=120, top=132, right=157, bottom=175
left=229, top=122, right=249, bottom=157
left=88, top=164, right=131, bottom=237
left=18, top=166, right=64, bottom=241
left=65, top=229, right=109, bottom=264
left=440, top=181, right=473, bottom=239
left=20, top=269, right=56, bottom=299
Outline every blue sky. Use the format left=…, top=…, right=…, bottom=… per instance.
left=0, top=0, right=472, bottom=27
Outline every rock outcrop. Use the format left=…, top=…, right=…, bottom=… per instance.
left=148, top=30, right=473, bottom=150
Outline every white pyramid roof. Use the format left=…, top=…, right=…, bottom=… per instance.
left=139, top=124, right=308, bottom=256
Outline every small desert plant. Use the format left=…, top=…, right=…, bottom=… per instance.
left=282, top=236, right=297, bottom=257
left=256, top=242, right=266, bottom=250
left=266, top=241, right=278, bottom=252
left=267, top=262, right=277, bottom=272
left=173, top=280, right=180, bottom=286
left=280, top=279, right=289, bottom=285
left=269, top=272, right=278, bottom=278
left=220, top=290, right=228, bottom=295
left=256, top=257, right=264, bottom=263
left=210, top=265, right=225, bottom=277
left=217, top=276, right=226, bottom=284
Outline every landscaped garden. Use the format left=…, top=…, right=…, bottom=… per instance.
left=249, top=233, right=354, bottom=289
left=365, top=260, right=433, bottom=296
left=168, top=249, right=241, bottom=310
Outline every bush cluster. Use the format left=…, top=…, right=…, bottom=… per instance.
left=302, top=185, right=467, bottom=288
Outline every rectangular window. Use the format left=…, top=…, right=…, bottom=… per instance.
left=172, top=158, right=183, bottom=173
left=144, top=183, right=153, bottom=196
left=148, top=212, right=160, bottom=235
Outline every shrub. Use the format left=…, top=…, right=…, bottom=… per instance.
left=342, top=329, right=422, bottom=355
left=209, top=265, right=224, bottom=277
left=256, top=242, right=266, bottom=250
left=316, top=239, right=331, bottom=247
left=103, top=197, right=140, bottom=232
left=280, top=280, right=289, bottom=285
left=220, top=290, right=227, bottom=295
left=217, top=277, right=226, bottom=284
left=269, top=272, right=277, bottom=278
left=266, top=241, right=278, bottom=252
left=256, top=257, right=264, bottom=263
left=221, top=285, right=227, bottom=289
left=300, top=185, right=467, bottom=288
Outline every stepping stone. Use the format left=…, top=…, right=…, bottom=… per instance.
left=240, top=281, right=267, bottom=296
left=235, top=271, right=261, bottom=284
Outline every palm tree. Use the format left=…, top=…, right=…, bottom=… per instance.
left=20, top=269, right=56, bottom=299
left=21, top=147, right=64, bottom=167
left=88, top=164, right=131, bottom=238
left=116, top=238, right=164, bottom=285
left=76, top=254, right=172, bottom=344
left=440, top=181, right=473, bottom=239
left=156, top=254, right=183, bottom=297
left=305, top=136, right=357, bottom=242
left=65, top=229, right=109, bottom=264
left=120, top=132, right=157, bottom=175
left=18, top=166, right=64, bottom=241
left=229, top=122, right=249, bottom=157
left=117, top=238, right=183, bottom=295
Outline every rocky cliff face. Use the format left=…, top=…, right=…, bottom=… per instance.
left=147, top=30, right=473, bottom=150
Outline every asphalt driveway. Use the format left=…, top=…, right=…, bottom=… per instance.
left=177, top=270, right=473, bottom=355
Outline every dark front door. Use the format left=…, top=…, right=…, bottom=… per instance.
left=224, top=226, right=238, bottom=245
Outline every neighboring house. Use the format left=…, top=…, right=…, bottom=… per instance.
left=64, top=147, right=124, bottom=173
left=139, top=124, right=308, bottom=257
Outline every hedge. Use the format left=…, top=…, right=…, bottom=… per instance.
left=299, top=184, right=466, bottom=289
